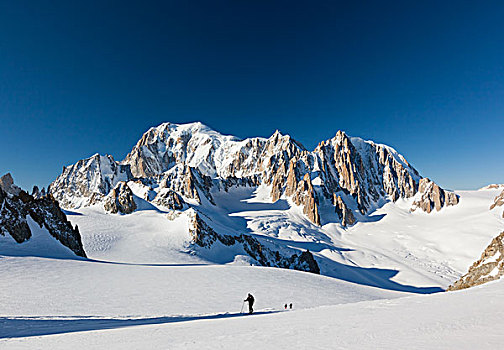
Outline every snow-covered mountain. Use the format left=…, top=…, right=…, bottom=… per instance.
left=44, top=121, right=468, bottom=279
left=49, top=154, right=132, bottom=209
left=50, top=122, right=457, bottom=221
left=0, top=173, right=86, bottom=258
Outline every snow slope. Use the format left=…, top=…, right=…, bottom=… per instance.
left=55, top=186, right=503, bottom=292
left=0, top=215, right=81, bottom=260
left=0, top=255, right=403, bottom=340
left=1, top=255, right=503, bottom=349
left=338, top=189, right=504, bottom=288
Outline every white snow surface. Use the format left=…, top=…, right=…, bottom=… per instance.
left=1, top=255, right=503, bottom=349
left=2, top=184, right=503, bottom=348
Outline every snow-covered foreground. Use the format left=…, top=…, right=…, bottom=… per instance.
left=1, top=186, right=503, bottom=348
left=1, top=255, right=503, bottom=349
left=0, top=255, right=403, bottom=346
left=0, top=256, right=401, bottom=318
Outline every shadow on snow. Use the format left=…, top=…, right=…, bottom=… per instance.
left=0, top=311, right=280, bottom=339
left=241, top=234, right=443, bottom=294
left=319, top=257, right=444, bottom=294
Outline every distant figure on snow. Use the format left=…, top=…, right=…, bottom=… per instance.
left=284, top=303, right=287, bottom=309
left=289, top=303, right=293, bottom=309
left=244, top=293, right=255, bottom=314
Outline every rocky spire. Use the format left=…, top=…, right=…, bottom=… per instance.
left=333, top=194, right=356, bottom=227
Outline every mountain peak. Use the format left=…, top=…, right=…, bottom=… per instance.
left=152, top=121, right=224, bottom=137
left=50, top=121, right=458, bottom=226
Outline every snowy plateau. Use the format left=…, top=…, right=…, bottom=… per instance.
left=1, top=122, right=503, bottom=349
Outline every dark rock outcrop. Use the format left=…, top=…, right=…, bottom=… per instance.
left=0, top=174, right=86, bottom=257
left=189, top=211, right=320, bottom=274
left=333, top=194, right=355, bottom=227
left=153, top=189, right=185, bottom=210
left=103, top=182, right=137, bottom=214
left=31, top=185, right=46, bottom=199
left=0, top=187, right=31, bottom=243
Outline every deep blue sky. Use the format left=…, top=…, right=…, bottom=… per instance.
left=1, top=1, right=503, bottom=190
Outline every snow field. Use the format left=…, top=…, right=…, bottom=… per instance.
left=2, top=177, right=503, bottom=348
left=2, top=268, right=503, bottom=349
left=0, top=256, right=402, bottom=319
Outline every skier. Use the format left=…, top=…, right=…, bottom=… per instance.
left=244, top=293, right=255, bottom=314
left=289, top=303, right=293, bottom=309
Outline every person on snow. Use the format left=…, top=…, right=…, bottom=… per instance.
left=244, top=293, right=255, bottom=314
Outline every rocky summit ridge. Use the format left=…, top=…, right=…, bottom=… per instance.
left=49, top=122, right=459, bottom=226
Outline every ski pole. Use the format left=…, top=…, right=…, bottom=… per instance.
left=240, top=301, right=245, bottom=314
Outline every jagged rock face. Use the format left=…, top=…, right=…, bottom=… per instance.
left=490, top=189, right=504, bottom=218
left=0, top=174, right=86, bottom=257
left=333, top=194, right=355, bottom=227
left=315, top=132, right=420, bottom=212
left=411, top=178, right=459, bottom=213
left=103, top=182, right=137, bottom=214
left=0, top=187, right=31, bottom=243
left=257, top=130, right=420, bottom=225
left=153, top=189, right=185, bottom=210
left=50, top=154, right=132, bottom=209
left=218, top=175, right=261, bottom=192
left=448, top=232, right=504, bottom=291
left=0, top=173, right=21, bottom=196
left=49, top=122, right=458, bottom=226
left=289, top=173, right=320, bottom=226
left=31, top=186, right=46, bottom=199
left=158, top=165, right=214, bottom=205
left=188, top=211, right=320, bottom=274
